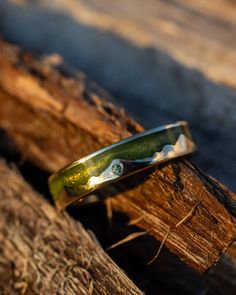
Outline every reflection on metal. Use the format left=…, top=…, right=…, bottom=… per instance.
left=49, top=121, right=196, bottom=210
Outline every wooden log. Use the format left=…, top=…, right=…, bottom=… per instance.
left=1, top=0, right=236, bottom=191
left=0, top=39, right=236, bottom=273
left=0, top=160, right=142, bottom=294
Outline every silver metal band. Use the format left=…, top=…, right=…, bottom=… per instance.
left=49, top=121, right=196, bottom=209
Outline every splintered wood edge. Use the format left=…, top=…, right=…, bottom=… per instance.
left=0, top=160, right=143, bottom=295
left=0, top=39, right=235, bottom=272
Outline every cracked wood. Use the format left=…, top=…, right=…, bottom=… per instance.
left=0, top=39, right=235, bottom=272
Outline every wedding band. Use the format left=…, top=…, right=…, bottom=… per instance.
left=49, top=121, right=196, bottom=209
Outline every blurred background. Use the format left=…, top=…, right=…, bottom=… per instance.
left=0, top=0, right=236, bottom=294
left=0, top=0, right=235, bottom=190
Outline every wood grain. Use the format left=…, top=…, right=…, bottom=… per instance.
left=1, top=0, right=236, bottom=190
left=0, top=39, right=235, bottom=272
left=0, top=160, right=142, bottom=295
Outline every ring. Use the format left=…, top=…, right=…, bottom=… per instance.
left=49, top=121, right=196, bottom=210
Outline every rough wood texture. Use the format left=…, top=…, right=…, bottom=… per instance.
left=1, top=0, right=236, bottom=191
left=0, top=40, right=236, bottom=272
left=0, top=160, right=142, bottom=295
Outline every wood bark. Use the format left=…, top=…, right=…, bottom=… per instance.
left=0, top=40, right=235, bottom=273
left=1, top=0, right=236, bottom=191
left=0, top=160, right=142, bottom=295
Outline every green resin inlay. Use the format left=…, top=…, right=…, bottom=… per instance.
left=49, top=121, right=196, bottom=209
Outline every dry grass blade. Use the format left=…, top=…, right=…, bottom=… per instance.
left=107, top=231, right=147, bottom=250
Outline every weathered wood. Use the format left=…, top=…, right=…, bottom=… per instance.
left=0, top=160, right=142, bottom=295
left=0, top=40, right=235, bottom=272
left=1, top=0, right=236, bottom=191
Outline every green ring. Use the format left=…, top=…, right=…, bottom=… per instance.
left=49, top=121, right=196, bottom=209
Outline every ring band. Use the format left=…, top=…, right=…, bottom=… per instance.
left=49, top=121, right=196, bottom=209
